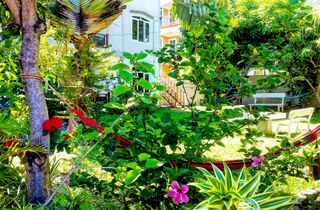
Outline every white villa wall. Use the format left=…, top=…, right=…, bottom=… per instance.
left=100, top=0, right=161, bottom=82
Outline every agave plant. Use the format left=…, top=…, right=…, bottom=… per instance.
left=190, top=163, right=294, bottom=210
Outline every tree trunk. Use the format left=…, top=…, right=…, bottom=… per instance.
left=310, top=73, right=320, bottom=108
left=19, top=1, right=50, bottom=203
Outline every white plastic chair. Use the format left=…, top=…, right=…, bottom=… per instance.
left=275, top=107, right=315, bottom=139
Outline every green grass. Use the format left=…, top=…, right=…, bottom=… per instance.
left=311, top=111, right=320, bottom=124
left=160, top=108, right=320, bottom=197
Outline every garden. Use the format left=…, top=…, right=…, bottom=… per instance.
left=1, top=0, right=320, bottom=209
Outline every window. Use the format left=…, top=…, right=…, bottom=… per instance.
left=132, top=16, right=150, bottom=42
left=133, top=68, right=150, bottom=92
left=93, top=33, right=108, bottom=47
left=168, top=38, right=178, bottom=49
left=169, top=39, right=176, bottom=45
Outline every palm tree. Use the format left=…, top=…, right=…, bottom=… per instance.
left=50, top=0, right=131, bottom=48
left=49, top=0, right=132, bottom=130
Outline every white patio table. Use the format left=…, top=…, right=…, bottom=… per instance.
left=257, top=112, right=287, bottom=134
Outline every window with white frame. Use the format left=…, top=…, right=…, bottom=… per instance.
left=132, top=16, right=150, bottom=42
left=133, top=68, right=150, bottom=92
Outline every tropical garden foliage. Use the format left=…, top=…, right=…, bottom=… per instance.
left=0, top=0, right=320, bottom=209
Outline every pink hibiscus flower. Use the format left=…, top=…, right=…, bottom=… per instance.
left=251, top=156, right=265, bottom=167
left=168, top=180, right=189, bottom=204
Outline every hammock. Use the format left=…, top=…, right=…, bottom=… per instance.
left=112, top=125, right=320, bottom=178
left=44, top=81, right=320, bottom=179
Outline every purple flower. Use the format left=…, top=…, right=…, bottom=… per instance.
left=168, top=180, right=189, bottom=204
left=251, top=156, right=265, bottom=167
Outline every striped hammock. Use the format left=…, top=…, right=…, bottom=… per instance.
left=113, top=125, right=320, bottom=178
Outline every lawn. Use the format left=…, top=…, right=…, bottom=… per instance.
left=162, top=107, right=320, bottom=198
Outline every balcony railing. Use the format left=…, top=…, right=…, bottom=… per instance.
left=161, top=16, right=179, bottom=26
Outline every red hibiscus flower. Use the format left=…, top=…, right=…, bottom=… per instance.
left=43, top=116, right=63, bottom=132
left=50, top=116, right=63, bottom=130
left=43, top=120, right=52, bottom=132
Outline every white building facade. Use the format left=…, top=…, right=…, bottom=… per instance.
left=99, top=0, right=161, bottom=82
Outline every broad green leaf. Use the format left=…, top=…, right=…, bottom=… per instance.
left=141, top=62, right=155, bottom=75
left=168, top=72, right=178, bottom=79
left=127, top=162, right=138, bottom=169
left=125, top=169, right=142, bottom=185
left=239, top=173, right=260, bottom=197
left=138, top=153, right=150, bottom=161
left=136, top=62, right=155, bottom=75
left=141, top=97, right=153, bottom=104
left=111, top=63, right=129, bottom=70
left=176, top=81, right=184, bottom=86
left=113, top=85, right=131, bottom=97
left=260, top=197, right=293, bottom=209
left=119, top=69, right=133, bottom=83
left=156, top=84, right=165, bottom=91
left=151, top=93, right=164, bottom=100
left=137, top=52, right=148, bottom=60
left=145, top=158, right=163, bottom=169
left=123, top=52, right=133, bottom=59
left=104, top=102, right=124, bottom=110
left=137, top=79, right=153, bottom=90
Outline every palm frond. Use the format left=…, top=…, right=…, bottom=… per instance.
left=50, top=0, right=128, bottom=42
left=171, top=0, right=232, bottom=30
